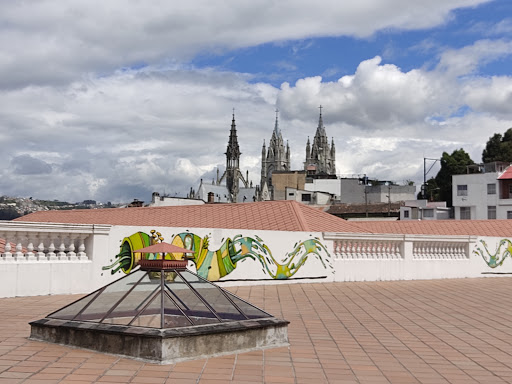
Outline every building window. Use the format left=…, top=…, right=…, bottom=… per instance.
left=460, top=207, right=471, bottom=220
left=508, top=211, right=512, bottom=220
left=487, top=183, right=496, bottom=195
left=301, top=194, right=311, bottom=202
left=423, top=209, right=434, bottom=218
left=404, top=210, right=409, bottom=218
left=488, top=206, right=496, bottom=220
left=457, top=185, right=468, bottom=196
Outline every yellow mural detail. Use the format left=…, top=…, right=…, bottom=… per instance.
left=104, top=230, right=332, bottom=281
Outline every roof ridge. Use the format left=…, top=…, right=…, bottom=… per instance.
left=288, top=201, right=310, bottom=231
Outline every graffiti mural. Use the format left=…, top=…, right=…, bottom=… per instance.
left=474, top=239, right=512, bottom=268
left=103, top=230, right=332, bottom=281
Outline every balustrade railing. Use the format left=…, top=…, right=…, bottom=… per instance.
left=412, top=241, right=468, bottom=259
left=0, top=221, right=110, bottom=263
left=324, top=233, right=476, bottom=261
left=332, top=238, right=402, bottom=259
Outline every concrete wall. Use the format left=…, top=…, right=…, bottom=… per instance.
left=307, top=179, right=416, bottom=204
left=2, top=222, right=511, bottom=297
left=272, top=171, right=306, bottom=201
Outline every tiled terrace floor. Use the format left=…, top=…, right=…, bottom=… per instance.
left=1, top=278, right=512, bottom=384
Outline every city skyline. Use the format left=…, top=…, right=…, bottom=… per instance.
left=1, top=0, right=511, bottom=203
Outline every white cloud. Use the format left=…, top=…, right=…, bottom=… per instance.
left=436, top=39, right=512, bottom=77
left=0, top=0, right=491, bottom=88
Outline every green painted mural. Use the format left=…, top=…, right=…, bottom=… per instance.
left=103, top=230, right=332, bottom=281
left=474, top=239, right=512, bottom=268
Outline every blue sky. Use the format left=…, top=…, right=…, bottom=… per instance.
left=193, top=0, right=512, bottom=85
left=0, top=0, right=511, bottom=203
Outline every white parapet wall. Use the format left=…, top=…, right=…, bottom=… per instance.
left=323, top=232, right=511, bottom=281
left=1, top=221, right=511, bottom=298
left=0, top=221, right=111, bottom=297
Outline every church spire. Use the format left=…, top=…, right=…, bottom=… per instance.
left=316, top=105, right=326, bottom=137
left=304, top=107, right=335, bottom=175
left=225, top=109, right=241, bottom=201
left=274, top=108, right=280, bottom=135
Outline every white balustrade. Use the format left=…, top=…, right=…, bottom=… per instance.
left=0, top=222, right=110, bottom=264
left=331, top=238, right=404, bottom=259
left=325, top=233, right=474, bottom=262
left=413, top=240, right=468, bottom=260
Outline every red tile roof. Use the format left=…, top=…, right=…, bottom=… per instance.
left=15, top=200, right=370, bottom=233
left=356, top=219, right=512, bottom=237
left=498, top=166, right=512, bottom=180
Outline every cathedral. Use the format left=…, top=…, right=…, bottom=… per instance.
left=194, top=107, right=335, bottom=203
left=304, top=106, right=336, bottom=176
left=259, top=106, right=336, bottom=200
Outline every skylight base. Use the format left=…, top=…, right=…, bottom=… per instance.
left=30, top=317, right=289, bottom=364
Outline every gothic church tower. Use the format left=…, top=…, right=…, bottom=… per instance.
left=218, top=111, right=247, bottom=202
left=260, top=110, right=290, bottom=199
left=304, top=106, right=336, bottom=175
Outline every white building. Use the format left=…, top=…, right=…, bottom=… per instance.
left=304, top=177, right=416, bottom=204
left=452, top=162, right=512, bottom=220
left=400, top=200, right=451, bottom=220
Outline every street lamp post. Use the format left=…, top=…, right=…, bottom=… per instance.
left=423, top=157, right=440, bottom=200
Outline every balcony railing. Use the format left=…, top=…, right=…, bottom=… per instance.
left=0, top=221, right=111, bottom=262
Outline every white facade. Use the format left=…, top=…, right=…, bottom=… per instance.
left=285, top=187, right=332, bottom=205
left=400, top=200, right=451, bottom=220
left=452, top=164, right=512, bottom=220
left=304, top=178, right=416, bottom=204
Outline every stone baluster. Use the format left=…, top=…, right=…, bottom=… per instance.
left=339, top=240, right=346, bottom=259
left=424, top=242, right=430, bottom=259
left=415, top=243, right=421, bottom=259
left=459, top=244, right=466, bottom=259
left=26, top=241, right=36, bottom=261
left=2, top=237, right=14, bottom=262
left=439, top=244, right=446, bottom=259
left=372, top=241, right=378, bottom=258
left=389, top=242, right=396, bottom=259
left=350, top=241, right=356, bottom=259
left=367, top=241, right=374, bottom=258
left=47, top=240, right=57, bottom=261
left=57, top=239, right=67, bottom=261
left=67, top=238, right=77, bottom=261
left=361, top=241, right=367, bottom=259
left=431, top=243, right=438, bottom=259
left=14, top=233, right=25, bottom=262
left=385, top=242, right=392, bottom=258
left=77, top=235, right=88, bottom=261
left=36, top=240, right=46, bottom=261
left=376, top=242, right=382, bottom=259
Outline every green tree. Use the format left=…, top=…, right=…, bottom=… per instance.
left=435, top=149, right=474, bottom=207
left=417, top=178, right=439, bottom=201
left=482, top=128, right=512, bottom=163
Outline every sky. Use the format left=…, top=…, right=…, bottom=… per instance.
left=1, top=0, right=512, bottom=203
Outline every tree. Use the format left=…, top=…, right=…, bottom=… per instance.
left=0, top=207, right=21, bottom=220
left=482, top=128, right=512, bottom=163
left=435, top=149, right=474, bottom=207
left=417, top=178, right=439, bottom=201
